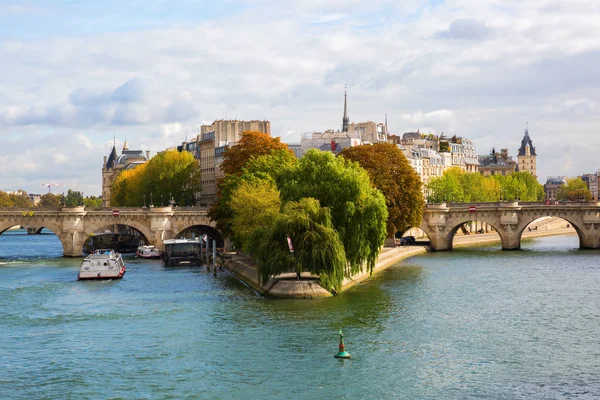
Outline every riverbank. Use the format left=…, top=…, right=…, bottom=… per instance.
left=221, top=226, right=578, bottom=299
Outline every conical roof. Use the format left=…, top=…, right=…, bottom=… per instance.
left=518, top=129, right=536, bottom=156
left=106, top=145, right=118, bottom=170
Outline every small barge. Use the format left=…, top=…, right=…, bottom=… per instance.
left=162, top=239, right=202, bottom=266
left=136, top=245, right=162, bottom=259
left=78, top=249, right=126, bottom=280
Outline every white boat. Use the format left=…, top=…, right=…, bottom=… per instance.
left=78, top=249, right=126, bottom=280
left=136, top=245, right=162, bottom=259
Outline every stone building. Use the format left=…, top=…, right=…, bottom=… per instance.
left=102, top=140, right=149, bottom=207
left=582, top=172, right=599, bottom=200
left=300, top=88, right=386, bottom=155
left=478, top=148, right=517, bottom=176
left=517, top=128, right=537, bottom=177
left=198, top=119, right=271, bottom=206
left=544, top=176, right=567, bottom=201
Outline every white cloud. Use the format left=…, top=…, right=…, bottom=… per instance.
left=1, top=0, right=599, bottom=194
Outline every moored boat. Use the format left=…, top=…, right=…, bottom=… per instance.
left=78, top=249, right=126, bottom=280
left=136, top=245, right=162, bottom=259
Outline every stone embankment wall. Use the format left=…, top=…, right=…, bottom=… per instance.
left=221, top=222, right=577, bottom=299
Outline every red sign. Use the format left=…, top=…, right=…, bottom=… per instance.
left=468, top=205, right=477, bottom=212
left=287, top=236, right=294, bottom=253
left=112, top=209, right=120, bottom=217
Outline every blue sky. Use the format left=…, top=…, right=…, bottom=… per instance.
left=1, top=0, right=599, bottom=195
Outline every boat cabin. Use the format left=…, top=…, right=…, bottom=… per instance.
left=162, top=239, right=202, bottom=266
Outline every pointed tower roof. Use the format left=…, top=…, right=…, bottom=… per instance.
left=106, top=144, right=118, bottom=170
left=342, top=85, right=349, bottom=132
left=122, top=138, right=129, bottom=151
left=517, top=127, right=536, bottom=156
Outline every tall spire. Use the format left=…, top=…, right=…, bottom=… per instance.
left=342, top=84, right=349, bottom=132
left=385, top=109, right=388, bottom=133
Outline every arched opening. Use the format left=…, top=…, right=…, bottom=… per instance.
left=174, top=225, right=224, bottom=248
left=518, top=216, right=580, bottom=250
left=393, top=227, right=431, bottom=247
left=0, top=225, right=63, bottom=259
left=82, top=224, right=149, bottom=255
left=450, top=220, right=502, bottom=250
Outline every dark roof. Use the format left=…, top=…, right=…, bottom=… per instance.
left=106, top=145, right=118, bottom=170
left=518, top=129, right=536, bottom=156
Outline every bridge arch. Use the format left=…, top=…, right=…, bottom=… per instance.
left=446, top=218, right=503, bottom=250
left=82, top=221, right=153, bottom=254
left=516, top=214, right=584, bottom=249
left=172, top=222, right=224, bottom=248
left=0, top=219, right=68, bottom=256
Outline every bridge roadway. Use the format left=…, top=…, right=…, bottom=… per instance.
left=0, top=206, right=216, bottom=257
left=421, top=201, right=600, bottom=251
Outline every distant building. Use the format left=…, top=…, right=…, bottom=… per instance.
left=28, top=194, right=42, bottom=205
left=582, top=172, right=600, bottom=200
left=102, top=140, right=150, bottom=207
left=198, top=119, right=271, bottom=206
left=287, top=143, right=302, bottom=158
left=517, top=128, right=537, bottom=177
left=300, top=88, right=386, bottom=154
left=478, top=148, right=517, bottom=176
left=544, top=176, right=567, bottom=201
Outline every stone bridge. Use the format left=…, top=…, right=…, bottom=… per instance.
left=420, top=201, right=600, bottom=251
left=0, top=206, right=218, bottom=257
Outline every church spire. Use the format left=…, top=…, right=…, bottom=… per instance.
left=342, top=85, right=349, bottom=132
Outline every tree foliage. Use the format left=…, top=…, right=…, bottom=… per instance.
left=220, top=130, right=293, bottom=176
left=277, top=149, right=388, bottom=275
left=0, top=190, right=13, bottom=207
left=229, top=179, right=281, bottom=252
left=9, top=191, right=34, bottom=207
left=209, top=149, right=297, bottom=239
left=63, top=189, right=83, bottom=208
left=557, top=178, right=592, bottom=201
left=111, top=150, right=202, bottom=207
left=39, top=193, right=61, bottom=208
left=427, top=169, right=545, bottom=203
left=340, top=143, right=423, bottom=236
left=84, top=196, right=103, bottom=208
left=251, top=198, right=347, bottom=293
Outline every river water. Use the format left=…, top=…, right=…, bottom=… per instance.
left=1, top=229, right=599, bottom=399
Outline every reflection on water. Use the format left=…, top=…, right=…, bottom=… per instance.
left=1, top=231, right=599, bottom=399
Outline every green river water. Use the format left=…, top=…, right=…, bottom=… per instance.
left=1, top=230, right=599, bottom=399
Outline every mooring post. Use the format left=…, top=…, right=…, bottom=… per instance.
left=212, top=239, right=217, bottom=275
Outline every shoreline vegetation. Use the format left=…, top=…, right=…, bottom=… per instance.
left=222, top=225, right=578, bottom=299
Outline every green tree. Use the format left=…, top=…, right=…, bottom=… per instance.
left=63, top=189, right=83, bottom=208
left=111, top=150, right=201, bottom=207
left=38, top=193, right=61, bottom=208
left=427, top=167, right=465, bottom=203
left=339, top=143, right=424, bottom=236
left=209, top=149, right=297, bottom=239
left=229, top=179, right=281, bottom=252
left=251, top=198, right=347, bottom=293
left=0, top=190, right=13, bottom=207
left=9, top=191, right=34, bottom=207
left=277, top=149, right=388, bottom=275
left=220, top=131, right=294, bottom=176
left=557, top=178, right=592, bottom=201
left=84, top=196, right=103, bottom=208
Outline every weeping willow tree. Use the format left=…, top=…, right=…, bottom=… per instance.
left=277, top=149, right=388, bottom=277
left=250, top=198, right=347, bottom=293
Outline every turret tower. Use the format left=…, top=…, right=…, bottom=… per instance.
left=517, top=125, right=537, bottom=177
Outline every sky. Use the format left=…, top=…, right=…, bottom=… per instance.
left=1, top=0, right=599, bottom=196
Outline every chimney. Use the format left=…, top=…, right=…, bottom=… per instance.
left=500, top=149, right=508, bottom=159
left=103, top=155, right=107, bottom=167
left=146, top=151, right=150, bottom=159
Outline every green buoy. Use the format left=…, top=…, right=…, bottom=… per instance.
left=334, top=329, right=351, bottom=359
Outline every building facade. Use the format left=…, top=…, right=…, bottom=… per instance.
left=198, top=120, right=271, bottom=206
left=478, top=148, right=517, bottom=177
left=544, top=176, right=567, bottom=201
left=102, top=140, right=149, bottom=207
